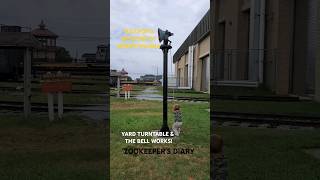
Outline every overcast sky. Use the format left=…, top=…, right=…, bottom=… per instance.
left=111, top=0, right=209, bottom=79
left=0, top=0, right=108, bottom=58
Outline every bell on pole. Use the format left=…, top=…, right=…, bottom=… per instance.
left=158, top=28, right=174, bottom=45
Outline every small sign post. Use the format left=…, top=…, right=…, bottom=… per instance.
left=122, top=84, right=133, bottom=100
left=41, top=71, right=72, bottom=121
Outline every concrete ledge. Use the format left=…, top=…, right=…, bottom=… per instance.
left=213, top=80, right=259, bottom=87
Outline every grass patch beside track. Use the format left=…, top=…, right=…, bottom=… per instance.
left=214, top=126, right=320, bottom=180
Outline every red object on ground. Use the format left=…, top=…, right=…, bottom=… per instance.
left=41, top=81, right=72, bottom=93
left=122, top=84, right=133, bottom=91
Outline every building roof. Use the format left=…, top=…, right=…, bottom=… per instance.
left=173, top=10, right=210, bottom=63
left=120, top=68, right=128, bottom=75
left=31, top=20, right=58, bottom=38
left=0, top=32, right=41, bottom=48
left=110, top=70, right=122, bottom=77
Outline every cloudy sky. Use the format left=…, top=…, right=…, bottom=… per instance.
left=111, top=0, right=209, bottom=79
left=0, top=0, right=108, bottom=58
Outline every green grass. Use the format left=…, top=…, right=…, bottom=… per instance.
left=213, top=100, right=320, bottom=116
left=110, top=98, right=210, bottom=179
left=214, top=126, right=320, bottom=180
left=0, top=113, right=106, bottom=180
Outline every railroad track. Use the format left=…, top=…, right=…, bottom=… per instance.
left=211, top=95, right=301, bottom=101
left=0, top=102, right=107, bottom=112
left=110, top=94, right=209, bottom=102
left=1, top=88, right=300, bottom=102
left=212, top=111, right=320, bottom=127
left=2, top=100, right=319, bottom=128
left=110, top=94, right=302, bottom=102
left=0, top=87, right=108, bottom=95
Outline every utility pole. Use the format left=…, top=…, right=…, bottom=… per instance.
left=158, top=28, right=173, bottom=133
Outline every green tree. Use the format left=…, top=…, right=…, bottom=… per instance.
left=56, top=47, right=72, bottom=62
left=127, top=76, right=133, bottom=81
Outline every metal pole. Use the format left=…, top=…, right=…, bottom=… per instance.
left=24, top=48, right=31, bottom=119
left=158, top=28, right=173, bottom=133
left=160, top=46, right=170, bottom=132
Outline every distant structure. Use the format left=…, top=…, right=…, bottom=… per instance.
left=1, top=25, right=22, bottom=32
left=81, top=44, right=108, bottom=64
left=119, top=68, right=129, bottom=81
left=139, top=74, right=162, bottom=82
left=96, top=45, right=108, bottom=63
left=31, top=20, right=58, bottom=63
left=110, top=68, right=129, bottom=87
left=80, top=53, right=96, bottom=63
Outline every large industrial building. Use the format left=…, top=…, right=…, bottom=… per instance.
left=211, top=0, right=319, bottom=98
left=174, top=0, right=320, bottom=100
left=173, top=11, right=210, bottom=92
